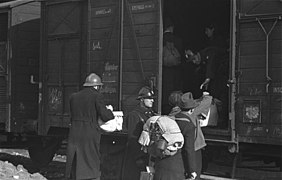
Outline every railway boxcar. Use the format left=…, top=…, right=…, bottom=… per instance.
left=0, top=0, right=40, bottom=137
left=39, top=0, right=281, bottom=178
left=0, top=0, right=281, bottom=179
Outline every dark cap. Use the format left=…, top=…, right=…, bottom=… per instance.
left=137, top=86, right=155, bottom=100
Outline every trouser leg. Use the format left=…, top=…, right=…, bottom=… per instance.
left=70, top=153, right=77, bottom=180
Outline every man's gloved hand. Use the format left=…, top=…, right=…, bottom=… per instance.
left=106, top=105, right=113, bottom=111
left=185, top=172, right=197, bottom=180
left=190, top=172, right=197, bottom=179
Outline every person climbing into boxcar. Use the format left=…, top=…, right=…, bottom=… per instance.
left=175, top=92, right=207, bottom=180
left=65, top=73, right=114, bottom=180
left=122, top=86, right=157, bottom=180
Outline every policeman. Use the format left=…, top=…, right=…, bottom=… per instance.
left=122, top=86, right=156, bottom=180
left=65, top=73, right=114, bottom=180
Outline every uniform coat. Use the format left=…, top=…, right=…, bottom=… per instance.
left=65, top=87, right=114, bottom=180
left=122, top=105, right=155, bottom=180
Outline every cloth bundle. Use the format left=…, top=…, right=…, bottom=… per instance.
left=98, top=111, right=123, bottom=132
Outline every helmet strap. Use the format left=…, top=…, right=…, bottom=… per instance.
left=93, top=85, right=101, bottom=91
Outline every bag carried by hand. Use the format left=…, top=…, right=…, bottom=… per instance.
left=163, top=45, right=181, bottom=67
left=140, top=171, right=154, bottom=180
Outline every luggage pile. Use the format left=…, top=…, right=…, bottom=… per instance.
left=0, top=160, right=46, bottom=180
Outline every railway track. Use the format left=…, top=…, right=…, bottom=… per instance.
left=202, top=156, right=282, bottom=180
left=0, top=148, right=281, bottom=180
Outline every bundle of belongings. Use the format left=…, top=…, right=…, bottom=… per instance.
left=193, top=92, right=218, bottom=127
left=98, top=111, right=123, bottom=132
left=138, top=115, right=184, bottom=159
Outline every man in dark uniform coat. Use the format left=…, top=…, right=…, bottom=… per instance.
left=65, top=73, right=114, bottom=180
left=122, top=86, right=156, bottom=180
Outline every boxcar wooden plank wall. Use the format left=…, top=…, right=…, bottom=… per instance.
left=239, top=0, right=282, bottom=15
left=0, top=13, right=8, bottom=130
left=8, top=2, right=40, bottom=133
left=89, top=0, right=161, bottom=113
left=121, top=0, right=160, bottom=113
left=236, top=0, right=282, bottom=145
left=90, top=0, right=121, bottom=110
left=41, top=0, right=88, bottom=135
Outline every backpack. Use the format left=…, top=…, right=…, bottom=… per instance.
left=138, top=116, right=184, bottom=158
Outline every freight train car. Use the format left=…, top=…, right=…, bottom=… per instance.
left=0, top=0, right=281, bottom=179
left=39, top=0, right=281, bottom=179
left=0, top=0, right=40, bottom=140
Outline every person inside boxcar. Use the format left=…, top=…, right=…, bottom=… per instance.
left=65, top=73, right=114, bottom=180
left=122, top=86, right=157, bottom=180
left=175, top=92, right=207, bottom=180
left=204, top=23, right=227, bottom=50
left=182, top=47, right=204, bottom=99
left=191, top=47, right=229, bottom=128
left=162, top=18, right=183, bottom=115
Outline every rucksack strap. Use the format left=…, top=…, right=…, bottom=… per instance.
left=175, top=116, right=198, bottom=141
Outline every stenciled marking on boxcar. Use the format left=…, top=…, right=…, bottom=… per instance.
left=131, top=2, right=155, bottom=11
left=48, top=87, right=62, bottom=111
left=253, top=126, right=264, bottom=132
left=95, top=8, right=112, bottom=16
left=248, top=87, right=263, bottom=95
left=272, top=127, right=282, bottom=137
left=101, top=62, right=118, bottom=93
left=273, top=87, right=282, bottom=93
left=0, top=65, right=4, bottom=72
left=105, top=62, right=118, bottom=71
left=246, top=126, right=252, bottom=136
left=18, top=102, right=25, bottom=114
left=93, top=41, right=102, bottom=51
left=245, top=105, right=260, bottom=120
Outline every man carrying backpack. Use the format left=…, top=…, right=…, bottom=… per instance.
left=175, top=92, right=207, bottom=180
left=138, top=115, right=185, bottom=180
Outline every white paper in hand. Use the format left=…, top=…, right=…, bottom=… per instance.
left=98, top=111, right=123, bottom=132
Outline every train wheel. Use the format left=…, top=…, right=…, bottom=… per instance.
left=28, top=136, right=62, bottom=168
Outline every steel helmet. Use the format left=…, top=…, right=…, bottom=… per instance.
left=83, top=73, right=103, bottom=87
left=137, top=86, right=155, bottom=100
